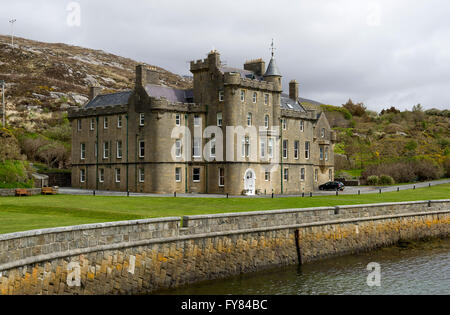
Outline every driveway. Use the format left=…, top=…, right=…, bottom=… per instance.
left=57, top=179, right=450, bottom=198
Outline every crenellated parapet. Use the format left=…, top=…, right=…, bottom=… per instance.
left=68, top=105, right=128, bottom=119
left=190, top=59, right=210, bottom=72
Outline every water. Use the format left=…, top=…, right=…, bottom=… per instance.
left=156, top=238, right=450, bottom=295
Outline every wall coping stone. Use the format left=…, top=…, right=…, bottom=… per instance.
left=0, top=217, right=181, bottom=242
left=183, top=200, right=450, bottom=221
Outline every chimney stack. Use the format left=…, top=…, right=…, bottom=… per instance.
left=289, top=80, right=299, bottom=101
left=244, top=59, right=266, bottom=77
left=89, top=86, right=102, bottom=100
left=136, top=65, right=160, bottom=87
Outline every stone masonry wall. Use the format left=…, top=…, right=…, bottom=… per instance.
left=0, top=200, right=449, bottom=295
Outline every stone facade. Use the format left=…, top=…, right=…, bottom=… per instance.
left=68, top=50, right=337, bottom=195
left=0, top=200, right=449, bottom=295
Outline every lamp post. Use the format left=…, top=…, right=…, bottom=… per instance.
left=0, top=80, right=5, bottom=127
left=9, top=19, right=17, bottom=48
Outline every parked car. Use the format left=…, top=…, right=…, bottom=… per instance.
left=319, top=181, right=345, bottom=191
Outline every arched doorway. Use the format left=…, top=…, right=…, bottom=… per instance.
left=244, top=169, right=256, bottom=196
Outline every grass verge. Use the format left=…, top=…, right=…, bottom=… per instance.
left=0, top=184, right=448, bottom=235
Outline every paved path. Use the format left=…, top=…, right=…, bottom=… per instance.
left=58, top=179, right=450, bottom=199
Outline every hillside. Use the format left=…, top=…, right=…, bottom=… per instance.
left=0, top=35, right=192, bottom=185
left=311, top=100, right=450, bottom=184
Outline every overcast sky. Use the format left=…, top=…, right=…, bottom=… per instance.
left=1, top=0, right=449, bottom=111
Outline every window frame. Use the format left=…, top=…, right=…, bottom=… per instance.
left=138, top=140, right=145, bottom=158
left=117, top=115, right=123, bottom=128
left=193, top=168, right=201, bottom=183
left=294, top=141, right=299, bottom=160
left=80, top=169, right=86, bottom=183
left=115, top=168, right=121, bottom=183
left=194, top=115, right=201, bottom=127
left=175, top=139, right=182, bottom=158
left=240, top=90, right=245, bottom=102
left=217, top=112, right=223, bottom=127
left=252, top=92, right=257, bottom=103
left=103, top=117, right=108, bottom=129
left=99, top=168, right=105, bottom=183
left=284, top=168, right=289, bottom=182
left=175, top=168, right=182, bottom=182
left=103, top=142, right=109, bottom=159
left=139, top=113, right=145, bottom=127
left=305, top=141, right=310, bottom=160
left=175, top=114, right=181, bottom=126
left=139, top=168, right=145, bottom=183
left=117, top=140, right=123, bottom=159
left=193, top=138, right=201, bottom=158
left=80, top=143, right=86, bottom=160
left=218, top=168, right=225, bottom=187
left=283, top=140, right=288, bottom=159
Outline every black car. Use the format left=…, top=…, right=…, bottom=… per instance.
left=319, top=181, right=345, bottom=191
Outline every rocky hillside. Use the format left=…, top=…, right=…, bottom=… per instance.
left=0, top=34, right=192, bottom=133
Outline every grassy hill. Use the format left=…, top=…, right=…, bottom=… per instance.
left=0, top=35, right=192, bottom=184
left=305, top=100, right=450, bottom=184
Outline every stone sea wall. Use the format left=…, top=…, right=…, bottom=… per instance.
left=0, top=200, right=449, bottom=295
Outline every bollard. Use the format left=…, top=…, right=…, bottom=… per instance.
left=414, top=185, right=416, bottom=190
left=336, top=190, right=339, bottom=196
left=379, top=189, right=382, bottom=194
left=429, top=183, right=431, bottom=188
left=428, top=200, right=432, bottom=208
left=227, top=193, right=229, bottom=199
left=93, top=190, right=96, bottom=196
left=302, top=192, right=305, bottom=198
left=272, top=193, right=274, bottom=199
left=397, top=187, right=400, bottom=192
left=174, top=192, right=176, bottom=197
left=127, top=191, right=130, bottom=197
left=358, top=190, right=361, bottom=195
left=310, top=192, right=313, bottom=198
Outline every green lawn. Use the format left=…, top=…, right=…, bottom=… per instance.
left=0, top=184, right=449, bottom=235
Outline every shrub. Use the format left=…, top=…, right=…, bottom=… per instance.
left=379, top=175, right=395, bottom=185
left=362, top=160, right=443, bottom=183
left=367, top=175, right=379, bottom=186
left=343, top=99, right=367, bottom=117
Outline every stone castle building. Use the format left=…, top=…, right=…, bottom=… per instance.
left=68, top=50, right=336, bottom=195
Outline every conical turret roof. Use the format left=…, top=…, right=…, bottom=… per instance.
left=264, top=57, right=282, bottom=77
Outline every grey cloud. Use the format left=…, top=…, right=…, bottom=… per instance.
left=0, top=0, right=449, bottom=111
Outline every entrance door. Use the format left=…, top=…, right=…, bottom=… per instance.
left=244, top=169, right=256, bottom=196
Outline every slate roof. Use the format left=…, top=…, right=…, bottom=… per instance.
left=280, top=93, right=307, bottom=112
left=144, top=84, right=194, bottom=103
left=84, top=91, right=132, bottom=109
left=219, top=66, right=264, bottom=81
left=264, top=57, right=282, bottom=77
